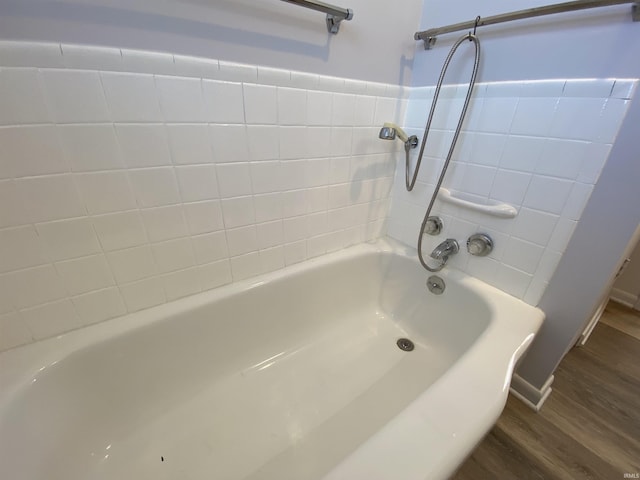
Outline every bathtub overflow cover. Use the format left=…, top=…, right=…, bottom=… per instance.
left=397, top=338, right=415, bottom=352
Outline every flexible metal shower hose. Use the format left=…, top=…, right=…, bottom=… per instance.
left=407, top=33, right=481, bottom=272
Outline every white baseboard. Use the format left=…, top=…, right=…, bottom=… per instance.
left=610, top=288, right=639, bottom=309
left=510, top=373, right=554, bottom=412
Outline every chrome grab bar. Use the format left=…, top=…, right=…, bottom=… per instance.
left=281, top=0, right=353, bottom=33
left=415, top=0, right=639, bottom=49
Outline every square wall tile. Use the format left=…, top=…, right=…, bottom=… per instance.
left=332, top=93, right=356, bottom=126
left=163, top=267, right=202, bottom=301
left=175, top=165, right=219, bottom=202
left=198, top=259, right=232, bottom=291
left=494, top=264, right=532, bottom=299
left=75, top=171, right=137, bottom=214
left=226, top=225, right=258, bottom=256
left=116, top=124, right=172, bottom=168
left=20, top=299, right=82, bottom=340
left=354, top=95, right=376, bottom=126
left=0, top=312, right=33, bottom=351
left=15, top=174, right=84, bottom=223
left=55, top=254, right=114, bottom=295
left=0, top=68, right=51, bottom=125
left=5, top=265, right=67, bottom=309
left=502, top=237, right=544, bottom=274
left=282, top=189, right=307, bottom=217
left=216, top=163, right=252, bottom=198
left=60, top=124, right=124, bottom=172
left=259, top=246, right=285, bottom=274
left=71, top=287, right=126, bottom=326
left=537, top=139, right=588, bottom=180
left=522, top=175, right=573, bottom=215
left=155, top=75, right=207, bottom=122
left=221, top=196, right=256, bottom=228
left=107, top=245, right=157, bottom=283
left=509, top=97, right=558, bottom=137
left=330, top=128, right=352, bottom=157
left=278, top=87, right=307, bottom=125
left=167, top=124, right=213, bottom=165
left=459, top=164, right=496, bottom=197
left=243, top=84, right=277, bottom=124
left=141, top=205, right=189, bottom=242
left=549, top=97, right=604, bottom=141
left=254, top=193, right=283, bottom=223
left=256, top=220, right=284, bottom=249
left=247, top=126, right=279, bottom=161
left=202, top=79, right=245, bottom=123
left=92, top=210, right=148, bottom=251
left=36, top=217, right=101, bottom=261
left=279, top=126, right=308, bottom=160
left=284, top=240, right=307, bottom=265
left=1, top=182, right=25, bottom=228
left=210, top=125, right=249, bottom=163
left=41, top=69, right=110, bottom=123
left=100, top=72, right=163, bottom=122
left=120, top=276, right=166, bottom=312
left=490, top=169, right=531, bottom=206
left=477, top=97, right=518, bottom=133
left=230, top=252, right=261, bottom=281
left=0, top=226, right=49, bottom=273
left=192, top=231, right=228, bottom=263
left=128, top=167, right=181, bottom=207
left=307, top=90, right=333, bottom=126
left=152, top=237, right=195, bottom=273
left=183, top=200, right=224, bottom=235
left=0, top=126, right=67, bottom=178
left=511, top=208, right=559, bottom=246
left=499, top=135, right=545, bottom=173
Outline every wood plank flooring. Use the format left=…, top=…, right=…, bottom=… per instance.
left=453, top=301, right=640, bottom=480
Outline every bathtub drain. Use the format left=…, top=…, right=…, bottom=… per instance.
left=397, top=338, right=415, bottom=352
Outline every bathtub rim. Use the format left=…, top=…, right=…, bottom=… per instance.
left=0, top=237, right=544, bottom=480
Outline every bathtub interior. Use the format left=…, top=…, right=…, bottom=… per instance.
left=0, top=250, right=493, bottom=480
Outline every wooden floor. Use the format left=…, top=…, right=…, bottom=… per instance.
left=453, top=301, right=640, bottom=480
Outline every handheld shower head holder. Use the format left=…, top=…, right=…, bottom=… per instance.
left=378, top=122, right=418, bottom=150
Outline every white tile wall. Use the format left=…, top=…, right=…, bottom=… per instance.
left=0, top=40, right=635, bottom=352
left=0, top=41, right=404, bottom=351
left=389, top=78, right=636, bottom=306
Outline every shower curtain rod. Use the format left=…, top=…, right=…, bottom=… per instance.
left=414, top=0, right=639, bottom=49
left=280, top=0, right=353, bottom=34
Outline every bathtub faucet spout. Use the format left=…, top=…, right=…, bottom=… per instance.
left=429, top=239, right=459, bottom=270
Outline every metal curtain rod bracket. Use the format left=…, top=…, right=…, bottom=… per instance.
left=281, top=0, right=354, bottom=34
left=415, top=0, right=639, bottom=49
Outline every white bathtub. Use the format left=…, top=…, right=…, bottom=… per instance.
left=0, top=239, right=543, bottom=480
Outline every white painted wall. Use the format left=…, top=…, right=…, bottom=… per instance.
left=413, top=0, right=640, bottom=85
left=0, top=0, right=423, bottom=85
